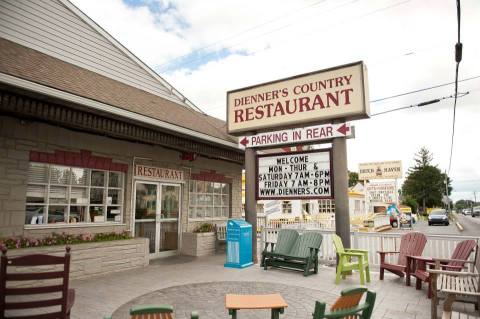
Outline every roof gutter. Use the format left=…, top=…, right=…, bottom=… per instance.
left=0, top=72, right=240, bottom=150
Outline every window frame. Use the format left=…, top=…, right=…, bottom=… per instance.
left=25, top=163, right=125, bottom=227
left=188, top=180, right=231, bottom=221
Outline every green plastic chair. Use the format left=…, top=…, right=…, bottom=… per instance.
left=104, top=304, right=199, bottom=319
left=312, top=287, right=376, bottom=319
left=332, top=234, right=370, bottom=285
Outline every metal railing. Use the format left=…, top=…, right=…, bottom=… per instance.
left=260, top=228, right=479, bottom=267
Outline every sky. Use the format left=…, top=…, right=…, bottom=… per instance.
left=71, top=0, right=480, bottom=202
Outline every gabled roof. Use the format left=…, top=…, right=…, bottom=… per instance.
left=0, top=0, right=239, bottom=148
left=0, top=38, right=236, bottom=144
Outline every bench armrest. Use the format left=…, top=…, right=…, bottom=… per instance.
left=339, top=251, right=365, bottom=258
left=431, top=258, right=476, bottom=264
left=425, top=262, right=463, bottom=270
left=427, top=269, right=479, bottom=276
left=345, top=248, right=368, bottom=253
left=407, top=255, right=433, bottom=262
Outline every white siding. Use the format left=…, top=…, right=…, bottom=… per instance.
left=0, top=0, right=187, bottom=105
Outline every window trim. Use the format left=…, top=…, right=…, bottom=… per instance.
left=25, top=163, right=125, bottom=226
left=188, top=180, right=231, bottom=221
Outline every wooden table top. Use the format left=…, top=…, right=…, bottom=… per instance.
left=225, top=294, right=288, bottom=310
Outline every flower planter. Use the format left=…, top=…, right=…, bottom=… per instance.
left=181, top=232, right=216, bottom=256
left=4, top=238, right=149, bottom=280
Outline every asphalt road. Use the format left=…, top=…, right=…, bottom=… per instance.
left=386, top=214, right=480, bottom=237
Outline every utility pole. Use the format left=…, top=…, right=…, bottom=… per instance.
left=474, top=191, right=477, bottom=205
left=444, top=172, right=450, bottom=212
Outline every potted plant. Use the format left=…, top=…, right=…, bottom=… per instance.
left=181, top=223, right=216, bottom=257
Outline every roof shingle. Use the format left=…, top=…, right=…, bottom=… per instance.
left=0, top=38, right=236, bottom=144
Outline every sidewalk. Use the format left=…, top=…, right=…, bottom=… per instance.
left=69, top=254, right=476, bottom=319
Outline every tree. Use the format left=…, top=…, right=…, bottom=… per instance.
left=402, top=197, right=418, bottom=214
left=455, top=199, right=474, bottom=210
left=402, top=148, right=452, bottom=213
left=348, top=171, right=359, bottom=187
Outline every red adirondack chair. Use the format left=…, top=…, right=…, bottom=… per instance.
left=408, top=239, right=477, bottom=298
left=0, top=246, right=75, bottom=319
left=378, top=232, right=427, bottom=281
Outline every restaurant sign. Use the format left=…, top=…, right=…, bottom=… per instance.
left=135, top=165, right=184, bottom=181
left=227, top=61, right=369, bottom=135
left=358, top=161, right=402, bottom=180
left=256, top=150, right=333, bottom=200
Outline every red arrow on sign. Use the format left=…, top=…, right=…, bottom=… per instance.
left=336, top=123, right=350, bottom=135
left=240, top=137, right=249, bottom=147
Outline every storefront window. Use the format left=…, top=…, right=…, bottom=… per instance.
left=189, top=181, right=230, bottom=220
left=25, top=163, right=125, bottom=225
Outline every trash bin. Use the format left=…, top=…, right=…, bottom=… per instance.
left=224, top=219, right=253, bottom=268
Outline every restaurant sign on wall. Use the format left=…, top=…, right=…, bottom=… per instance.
left=256, top=150, right=333, bottom=200
left=135, top=165, right=184, bottom=181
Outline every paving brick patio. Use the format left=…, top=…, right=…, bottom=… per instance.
left=69, top=254, right=477, bottom=319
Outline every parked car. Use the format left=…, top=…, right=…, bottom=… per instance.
left=428, top=209, right=449, bottom=226
left=389, top=215, right=398, bottom=228
left=472, top=206, right=480, bottom=217
left=463, top=208, right=472, bottom=215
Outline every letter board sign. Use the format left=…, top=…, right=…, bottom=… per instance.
left=256, top=149, right=333, bottom=200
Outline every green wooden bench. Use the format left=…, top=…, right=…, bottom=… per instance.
left=261, top=229, right=323, bottom=276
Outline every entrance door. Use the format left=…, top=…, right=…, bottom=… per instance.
left=159, top=184, right=180, bottom=252
left=134, top=182, right=181, bottom=257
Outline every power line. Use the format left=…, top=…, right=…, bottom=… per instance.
left=157, top=0, right=331, bottom=70
left=206, top=76, right=479, bottom=112
left=370, top=92, right=469, bottom=116
left=448, top=0, right=463, bottom=174
left=159, top=0, right=407, bottom=72
left=370, top=75, right=480, bottom=103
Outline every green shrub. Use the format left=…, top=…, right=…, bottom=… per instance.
left=0, top=231, right=131, bottom=250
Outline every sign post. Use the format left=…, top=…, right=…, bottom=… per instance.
left=332, top=121, right=351, bottom=248
left=244, top=145, right=258, bottom=263
left=227, top=61, right=370, bottom=264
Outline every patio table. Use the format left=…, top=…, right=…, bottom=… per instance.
left=225, top=293, right=288, bottom=319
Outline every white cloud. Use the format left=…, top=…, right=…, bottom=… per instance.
left=72, top=0, right=480, bottom=201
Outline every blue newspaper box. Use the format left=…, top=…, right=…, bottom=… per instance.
left=224, top=219, right=253, bottom=268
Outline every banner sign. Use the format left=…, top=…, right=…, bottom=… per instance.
left=227, top=61, right=369, bottom=135
left=358, top=161, right=402, bottom=180
left=239, top=123, right=353, bottom=149
left=366, top=182, right=396, bottom=203
left=256, top=149, right=333, bottom=200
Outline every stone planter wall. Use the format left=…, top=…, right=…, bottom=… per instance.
left=181, top=232, right=216, bottom=256
left=4, top=238, right=149, bottom=281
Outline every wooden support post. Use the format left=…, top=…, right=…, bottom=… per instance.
left=333, top=121, right=351, bottom=248
left=245, top=147, right=258, bottom=263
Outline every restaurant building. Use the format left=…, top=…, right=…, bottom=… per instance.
left=0, top=0, right=244, bottom=257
